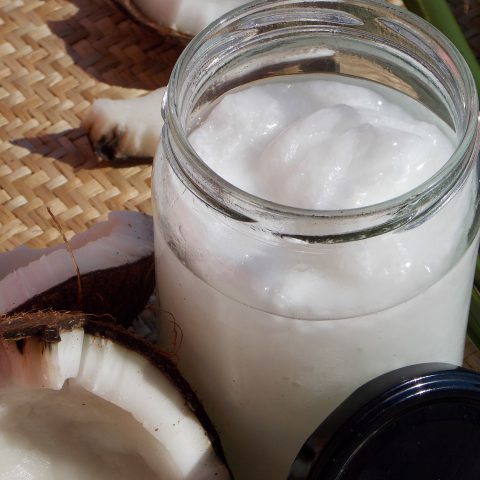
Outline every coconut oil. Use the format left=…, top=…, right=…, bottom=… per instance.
left=153, top=2, right=480, bottom=479
left=154, top=75, right=478, bottom=479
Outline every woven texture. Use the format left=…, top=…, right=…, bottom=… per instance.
left=0, top=0, right=182, bottom=251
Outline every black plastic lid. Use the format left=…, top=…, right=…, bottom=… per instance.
left=288, top=363, right=480, bottom=480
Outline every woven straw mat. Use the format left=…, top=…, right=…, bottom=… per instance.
left=0, top=0, right=183, bottom=251
left=1, top=0, right=479, bottom=366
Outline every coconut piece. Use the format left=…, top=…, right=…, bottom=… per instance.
left=114, top=0, right=191, bottom=42
left=0, top=311, right=231, bottom=479
left=83, top=88, right=166, bottom=162
left=0, top=211, right=155, bottom=326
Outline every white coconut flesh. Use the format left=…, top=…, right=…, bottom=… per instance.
left=0, top=328, right=230, bottom=479
left=83, top=88, right=167, bottom=160
left=0, top=211, right=153, bottom=315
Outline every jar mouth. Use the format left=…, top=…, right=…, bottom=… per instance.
left=163, top=0, right=479, bottom=240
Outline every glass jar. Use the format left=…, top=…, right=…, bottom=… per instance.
left=152, top=1, right=480, bottom=479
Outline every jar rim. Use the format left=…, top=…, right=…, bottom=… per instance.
left=163, top=0, right=479, bottom=239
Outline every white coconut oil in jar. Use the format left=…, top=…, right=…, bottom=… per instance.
left=153, top=1, right=480, bottom=479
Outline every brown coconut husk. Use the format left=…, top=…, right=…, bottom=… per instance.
left=9, top=255, right=155, bottom=328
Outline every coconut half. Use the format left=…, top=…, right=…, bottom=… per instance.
left=0, top=211, right=155, bottom=325
left=115, top=0, right=191, bottom=42
left=115, top=0, right=250, bottom=40
left=0, top=311, right=232, bottom=479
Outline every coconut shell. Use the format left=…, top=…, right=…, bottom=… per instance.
left=9, top=254, right=155, bottom=328
left=0, top=310, right=231, bottom=473
left=113, top=0, right=192, bottom=44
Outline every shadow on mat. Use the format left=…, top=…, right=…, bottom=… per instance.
left=12, top=129, right=98, bottom=170
left=11, top=129, right=150, bottom=171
